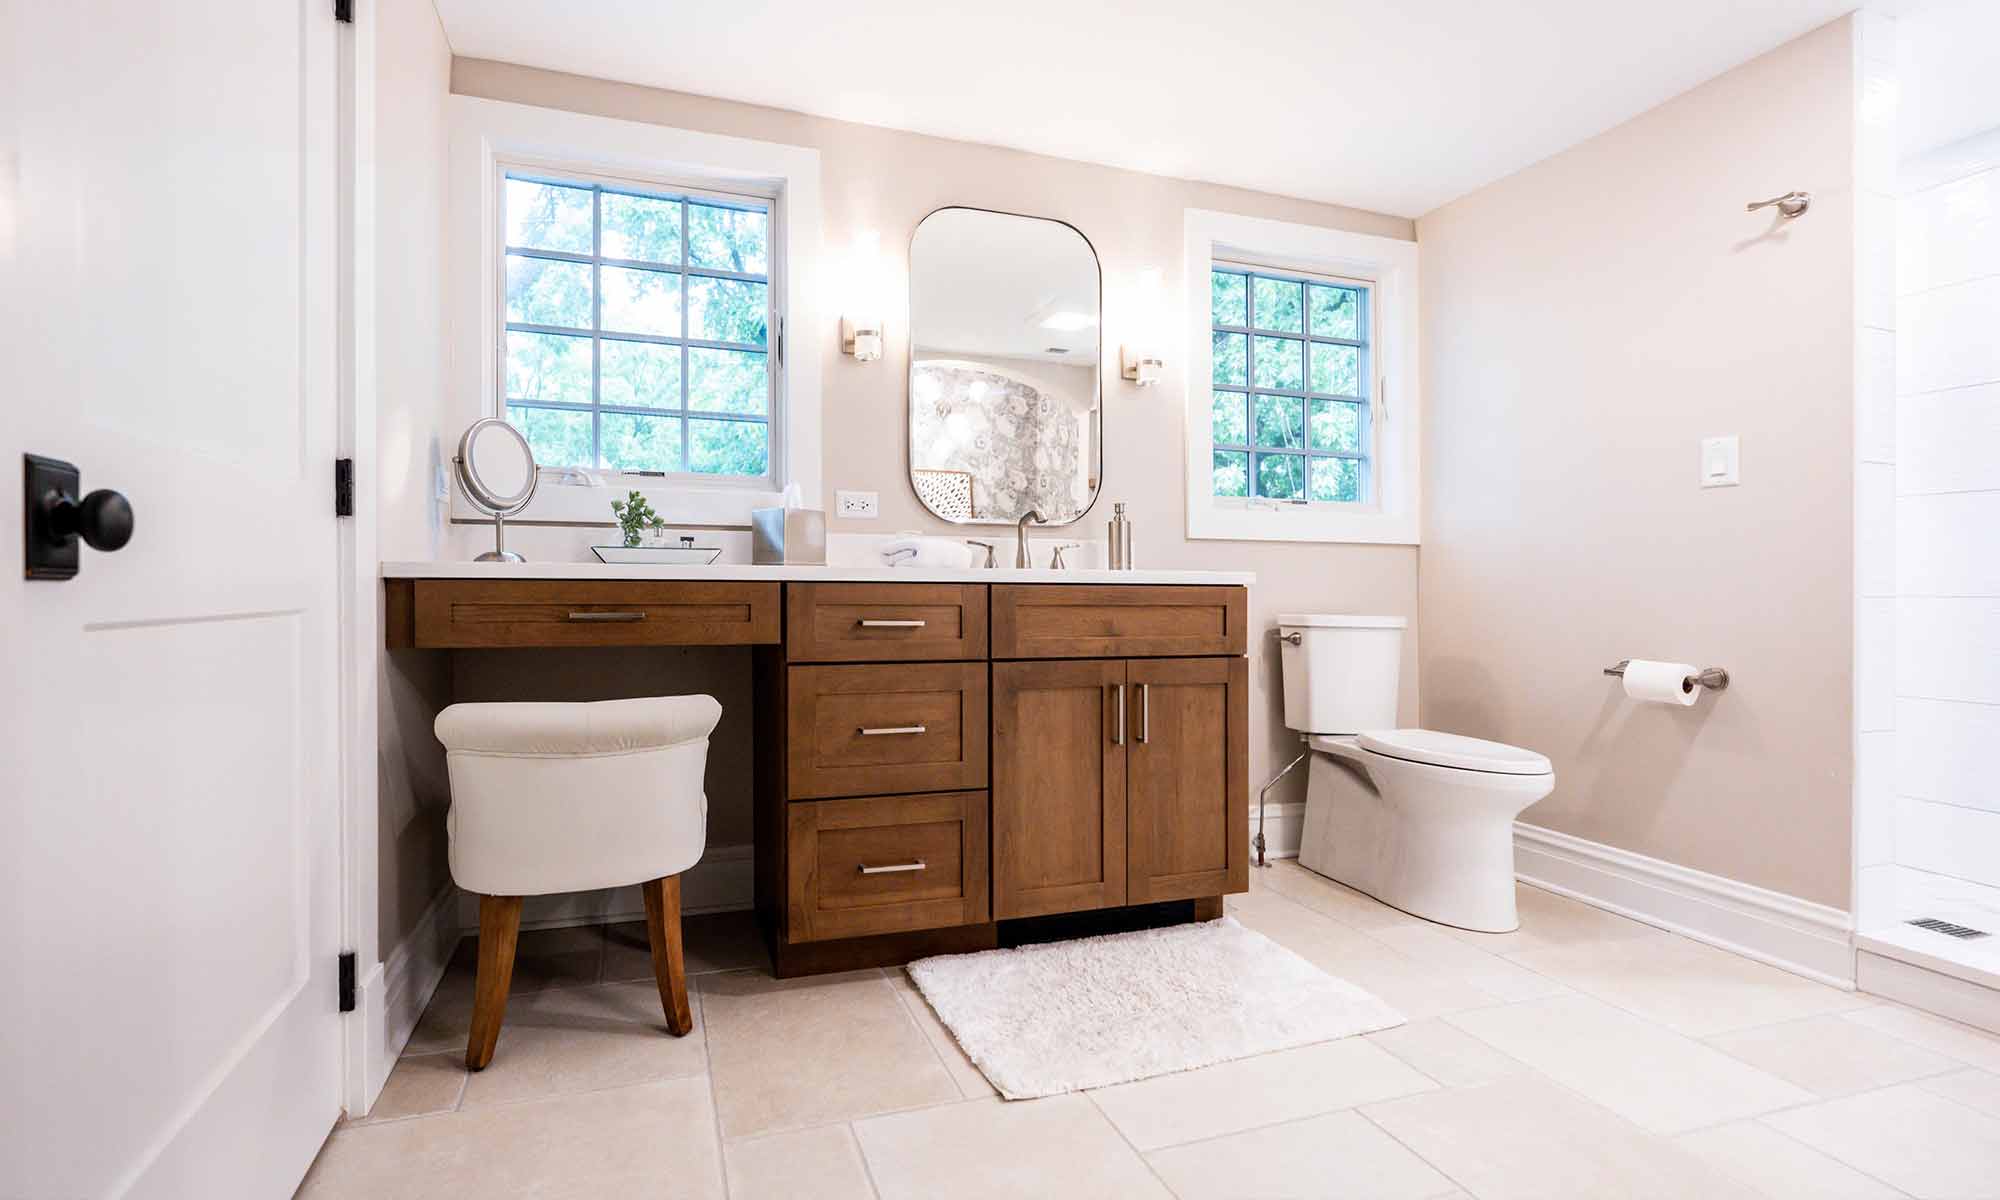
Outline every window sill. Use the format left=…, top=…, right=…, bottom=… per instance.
left=1188, top=500, right=1418, bottom=545
left=450, top=473, right=783, bottom=529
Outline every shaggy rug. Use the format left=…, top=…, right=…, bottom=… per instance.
left=905, top=916, right=1404, bottom=1099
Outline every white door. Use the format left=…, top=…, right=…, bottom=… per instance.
left=0, top=1, right=345, bottom=1196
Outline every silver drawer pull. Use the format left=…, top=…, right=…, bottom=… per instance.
left=858, top=860, right=928, bottom=875
left=858, top=725, right=927, bottom=736
left=567, top=611, right=646, bottom=622
left=857, top=618, right=927, bottom=628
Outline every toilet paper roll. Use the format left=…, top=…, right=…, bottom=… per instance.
left=1622, top=659, right=1701, bottom=706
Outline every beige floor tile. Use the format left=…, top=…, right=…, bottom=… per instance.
left=601, top=910, right=770, bottom=982
left=1765, top=1083, right=2000, bottom=1199
left=700, top=968, right=958, bottom=1138
left=401, top=969, right=480, bottom=1056
left=1446, top=993, right=1812, bottom=1134
left=1088, top=1036, right=1434, bottom=1151
left=886, top=969, right=996, bottom=1099
left=1368, top=922, right=1570, bottom=1003
left=1706, top=1012, right=1960, bottom=1096
left=1145, top=1109, right=1457, bottom=1200
left=1366, top=1018, right=1530, bottom=1087
left=1261, top=860, right=1427, bottom=931
left=1844, top=1004, right=2000, bottom=1073
left=725, top=1123, right=876, bottom=1200
left=1300, top=937, right=1517, bottom=1022
left=458, top=981, right=709, bottom=1109
left=1674, top=1120, right=1905, bottom=1199
left=1441, top=882, right=1662, bottom=955
left=297, top=1076, right=725, bottom=1200
left=1920, top=1068, right=2000, bottom=1120
left=1507, top=933, right=1869, bottom=1037
left=1359, top=1075, right=1760, bottom=1200
left=341, top=1053, right=465, bottom=1126
left=855, top=1095, right=1169, bottom=1200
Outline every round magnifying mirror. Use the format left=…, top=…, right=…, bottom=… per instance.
left=455, top=417, right=538, bottom=562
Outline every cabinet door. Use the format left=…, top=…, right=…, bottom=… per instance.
left=1126, top=657, right=1249, bottom=904
left=992, top=659, right=1127, bottom=918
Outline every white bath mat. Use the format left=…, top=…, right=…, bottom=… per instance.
left=905, top=916, right=1404, bottom=1099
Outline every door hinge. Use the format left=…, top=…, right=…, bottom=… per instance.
left=333, top=0, right=353, bottom=23
left=334, top=457, right=355, bottom=517
left=338, top=951, right=357, bottom=1013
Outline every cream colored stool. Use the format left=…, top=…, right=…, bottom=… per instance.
left=434, top=695, right=721, bottom=1070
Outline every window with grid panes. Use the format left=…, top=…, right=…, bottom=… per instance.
left=500, top=171, right=777, bottom=481
left=1209, top=264, right=1371, bottom=504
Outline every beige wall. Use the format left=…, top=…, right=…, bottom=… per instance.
left=448, top=60, right=1424, bottom=841
left=375, top=0, right=455, bottom=951
left=1415, top=17, right=1857, bottom=908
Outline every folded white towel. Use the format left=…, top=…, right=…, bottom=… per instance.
left=880, top=536, right=975, bottom=568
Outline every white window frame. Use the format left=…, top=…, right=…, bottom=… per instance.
left=1184, top=208, right=1419, bottom=544
left=450, top=95, right=823, bottom=527
left=495, top=161, right=781, bottom=488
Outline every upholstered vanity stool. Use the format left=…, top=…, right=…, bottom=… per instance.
left=434, top=694, right=722, bottom=1070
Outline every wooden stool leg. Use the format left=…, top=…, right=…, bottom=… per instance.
left=642, top=875, right=694, bottom=1036
left=466, top=894, right=523, bottom=1071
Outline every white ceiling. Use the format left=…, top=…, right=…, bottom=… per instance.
left=435, top=0, right=1855, bottom=218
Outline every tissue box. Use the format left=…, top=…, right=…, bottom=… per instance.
left=751, top=506, right=826, bottom=565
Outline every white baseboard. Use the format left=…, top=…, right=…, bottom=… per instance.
left=454, top=843, right=756, bottom=934
left=1513, top=823, right=1856, bottom=988
left=1250, top=801, right=1304, bottom=861
left=1856, top=949, right=2000, bottom=1036
left=353, top=885, right=460, bottom=1118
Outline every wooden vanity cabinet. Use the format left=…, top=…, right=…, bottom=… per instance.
left=991, top=655, right=1248, bottom=920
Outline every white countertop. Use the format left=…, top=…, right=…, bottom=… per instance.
left=381, top=561, right=1254, bottom=586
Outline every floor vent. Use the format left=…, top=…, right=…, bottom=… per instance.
left=1907, top=917, right=1992, bottom=940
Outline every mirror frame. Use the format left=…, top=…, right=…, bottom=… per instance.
left=905, top=205, right=1104, bottom=527
left=455, top=417, right=539, bottom=515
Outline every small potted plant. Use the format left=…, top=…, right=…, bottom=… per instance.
left=611, top=491, right=667, bottom=548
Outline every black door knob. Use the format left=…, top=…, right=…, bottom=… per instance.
left=48, top=488, right=135, bottom=552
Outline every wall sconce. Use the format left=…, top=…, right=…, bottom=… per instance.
left=841, top=230, right=886, bottom=362
left=842, top=316, right=883, bottom=362
left=1120, top=346, right=1163, bottom=386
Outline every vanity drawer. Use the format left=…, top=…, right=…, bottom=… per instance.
left=786, top=582, right=988, bottom=663
left=991, top=585, right=1248, bottom=659
left=786, top=662, right=989, bottom=799
left=408, top=580, right=781, bottom=648
left=785, top=791, right=990, bottom=942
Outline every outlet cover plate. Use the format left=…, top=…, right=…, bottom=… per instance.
left=836, top=489, right=879, bottom=518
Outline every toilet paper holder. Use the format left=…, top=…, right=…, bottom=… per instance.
left=1603, top=660, right=1730, bottom=691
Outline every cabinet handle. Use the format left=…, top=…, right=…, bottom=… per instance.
left=567, top=611, right=646, bottom=622
left=1112, top=683, right=1126, bottom=746
left=858, top=725, right=927, bottom=736
left=857, top=618, right=926, bottom=628
left=1139, top=683, right=1150, bottom=744
left=858, top=860, right=928, bottom=875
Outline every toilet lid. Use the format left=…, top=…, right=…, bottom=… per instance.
left=1356, top=729, right=1552, bottom=775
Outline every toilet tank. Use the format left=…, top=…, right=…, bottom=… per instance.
left=1276, top=614, right=1406, bottom=734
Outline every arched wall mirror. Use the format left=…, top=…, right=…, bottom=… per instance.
left=907, top=207, right=1102, bottom=525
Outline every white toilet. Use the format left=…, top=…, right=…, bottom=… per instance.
left=1279, top=614, right=1554, bottom=933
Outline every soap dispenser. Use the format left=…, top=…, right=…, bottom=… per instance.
left=1108, top=502, right=1133, bottom=569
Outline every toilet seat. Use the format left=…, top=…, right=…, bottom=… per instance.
left=1341, top=729, right=1551, bottom=775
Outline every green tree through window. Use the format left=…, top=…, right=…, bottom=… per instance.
left=502, top=173, right=775, bottom=480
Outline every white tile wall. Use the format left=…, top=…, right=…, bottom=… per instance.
left=1856, top=729, right=1898, bottom=867
left=1856, top=598, right=1898, bottom=733
left=1887, top=129, right=2000, bottom=917
left=1858, top=328, right=1898, bottom=465
left=1857, top=463, right=1897, bottom=598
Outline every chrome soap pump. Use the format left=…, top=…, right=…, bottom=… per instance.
left=1108, top=502, right=1133, bottom=569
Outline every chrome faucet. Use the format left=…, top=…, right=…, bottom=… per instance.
left=1014, top=510, right=1046, bottom=568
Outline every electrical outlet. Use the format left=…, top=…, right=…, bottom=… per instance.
left=836, top=489, right=879, bottom=519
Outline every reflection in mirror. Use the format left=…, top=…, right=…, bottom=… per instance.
left=908, top=208, right=1101, bottom=525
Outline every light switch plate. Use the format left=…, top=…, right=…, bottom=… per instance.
left=1700, top=435, right=1740, bottom=488
left=835, top=489, right=879, bottom=518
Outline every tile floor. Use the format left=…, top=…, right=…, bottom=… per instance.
left=298, top=866, right=2000, bottom=1199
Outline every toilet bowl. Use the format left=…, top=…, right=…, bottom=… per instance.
left=1299, top=731, right=1552, bottom=932
left=1276, top=614, right=1555, bottom=933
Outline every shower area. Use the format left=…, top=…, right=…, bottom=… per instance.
left=1852, top=0, right=2000, bottom=1019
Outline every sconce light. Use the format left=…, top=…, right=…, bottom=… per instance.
left=842, top=316, right=883, bottom=362
left=1120, top=346, right=1163, bottom=387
